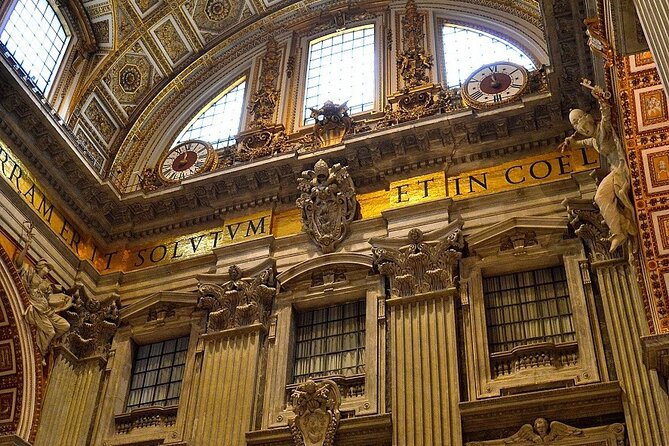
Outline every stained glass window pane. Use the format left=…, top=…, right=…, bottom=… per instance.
left=442, top=24, right=534, bottom=89
left=303, top=25, right=375, bottom=125
left=173, top=79, right=246, bottom=150
left=0, top=0, right=69, bottom=93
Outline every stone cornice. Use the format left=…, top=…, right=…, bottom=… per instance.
left=1, top=59, right=570, bottom=247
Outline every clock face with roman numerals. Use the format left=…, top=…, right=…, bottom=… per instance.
left=158, top=140, right=217, bottom=183
left=462, top=62, right=529, bottom=109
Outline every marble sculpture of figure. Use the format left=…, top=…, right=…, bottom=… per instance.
left=13, top=228, right=72, bottom=355
left=560, top=83, right=636, bottom=252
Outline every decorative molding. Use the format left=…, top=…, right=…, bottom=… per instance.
left=296, top=160, right=358, bottom=253
left=289, top=379, right=341, bottom=446
left=197, top=264, right=277, bottom=332
left=641, top=332, right=669, bottom=382
left=370, top=220, right=463, bottom=298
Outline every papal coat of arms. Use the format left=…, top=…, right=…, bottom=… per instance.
left=296, top=159, right=358, bottom=253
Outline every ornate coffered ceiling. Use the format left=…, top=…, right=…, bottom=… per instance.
left=66, top=0, right=542, bottom=178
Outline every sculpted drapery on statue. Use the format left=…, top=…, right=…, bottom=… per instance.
left=13, top=223, right=72, bottom=355
left=290, top=379, right=341, bottom=446
left=560, top=81, right=636, bottom=252
left=296, top=159, right=358, bottom=253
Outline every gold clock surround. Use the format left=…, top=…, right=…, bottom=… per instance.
left=157, top=140, right=218, bottom=184
left=461, top=61, right=529, bottom=109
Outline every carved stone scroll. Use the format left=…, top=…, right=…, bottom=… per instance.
left=197, top=264, right=277, bottom=332
left=370, top=221, right=464, bottom=298
left=289, top=379, right=341, bottom=446
left=296, top=159, right=358, bottom=253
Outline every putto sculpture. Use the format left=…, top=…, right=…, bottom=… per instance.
left=504, top=418, right=582, bottom=443
left=560, top=80, right=636, bottom=253
left=290, top=379, right=341, bottom=446
left=296, top=159, right=358, bottom=253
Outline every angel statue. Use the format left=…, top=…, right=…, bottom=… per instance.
left=504, top=418, right=583, bottom=443
left=13, top=222, right=73, bottom=356
left=560, top=81, right=636, bottom=253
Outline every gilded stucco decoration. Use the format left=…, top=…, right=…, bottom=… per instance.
left=309, top=101, right=353, bottom=147
left=296, top=159, right=358, bottom=253
left=236, top=36, right=285, bottom=162
left=83, top=97, right=117, bottom=144
left=617, top=51, right=669, bottom=333
left=290, top=379, right=341, bottom=446
left=197, top=264, right=277, bottom=331
left=187, top=0, right=246, bottom=40
left=152, top=17, right=191, bottom=65
left=370, top=222, right=464, bottom=298
left=104, top=41, right=162, bottom=114
left=397, top=0, right=431, bottom=89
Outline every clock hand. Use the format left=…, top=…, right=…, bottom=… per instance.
left=490, top=74, right=501, bottom=89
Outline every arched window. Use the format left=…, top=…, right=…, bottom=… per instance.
left=303, top=25, right=375, bottom=124
left=441, top=24, right=534, bottom=89
left=0, top=0, right=69, bottom=94
left=173, top=78, right=246, bottom=150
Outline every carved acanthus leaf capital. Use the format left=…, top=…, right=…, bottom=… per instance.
left=370, top=221, right=464, bottom=298
left=197, top=264, right=277, bottom=332
left=290, top=379, right=341, bottom=446
left=563, top=198, right=622, bottom=262
left=296, top=160, right=358, bottom=253
left=60, top=287, right=120, bottom=360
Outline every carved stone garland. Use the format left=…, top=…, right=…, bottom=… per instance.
left=290, top=379, right=341, bottom=446
left=197, top=264, right=277, bottom=331
left=371, top=225, right=464, bottom=298
left=296, top=159, right=358, bottom=253
left=60, top=287, right=120, bottom=359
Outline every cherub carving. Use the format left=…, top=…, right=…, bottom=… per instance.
left=560, top=81, right=636, bottom=253
left=505, top=418, right=583, bottom=444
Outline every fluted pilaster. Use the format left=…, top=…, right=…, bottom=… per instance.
left=190, top=326, right=262, bottom=445
left=34, top=353, right=104, bottom=446
left=633, top=0, right=669, bottom=88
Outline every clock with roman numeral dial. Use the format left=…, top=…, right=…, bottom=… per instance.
left=158, top=140, right=218, bottom=183
left=462, top=62, right=529, bottom=109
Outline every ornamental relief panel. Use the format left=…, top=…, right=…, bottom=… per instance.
left=184, top=0, right=249, bottom=41
left=151, top=16, right=193, bottom=67
left=618, top=51, right=669, bottom=333
left=103, top=40, right=164, bottom=115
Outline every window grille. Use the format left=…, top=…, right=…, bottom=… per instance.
left=126, top=336, right=189, bottom=410
left=173, top=78, right=246, bottom=150
left=441, top=24, right=534, bottom=89
left=484, top=266, right=575, bottom=354
left=293, top=300, right=366, bottom=383
left=303, top=25, right=375, bottom=125
left=0, top=0, right=69, bottom=93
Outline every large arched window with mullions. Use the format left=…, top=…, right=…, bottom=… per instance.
left=441, top=24, right=535, bottom=89
left=173, top=77, right=247, bottom=150
left=0, top=0, right=70, bottom=94
left=302, top=25, right=376, bottom=125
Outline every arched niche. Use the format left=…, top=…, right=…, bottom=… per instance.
left=0, top=244, right=44, bottom=443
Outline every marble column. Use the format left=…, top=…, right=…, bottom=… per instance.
left=566, top=199, right=669, bottom=445
left=633, top=0, right=669, bottom=88
left=371, top=221, right=463, bottom=446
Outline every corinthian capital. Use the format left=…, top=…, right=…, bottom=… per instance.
left=197, top=263, right=277, bottom=332
left=369, top=220, right=464, bottom=298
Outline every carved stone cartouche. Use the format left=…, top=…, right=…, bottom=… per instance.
left=309, top=101, right=353, bottom=147
left=296, top=159, right=358, bottom=253
left=290, top=379, right=341, bottom=446
left=370, top=222, right=464, bottom=298
left=197, top=264, right=277, bottom=332
left=504, top=418, right=582, bottom=444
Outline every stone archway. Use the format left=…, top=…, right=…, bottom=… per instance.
left=0, top=244, right=44, bottom=444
